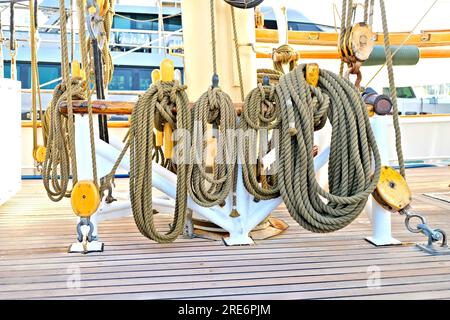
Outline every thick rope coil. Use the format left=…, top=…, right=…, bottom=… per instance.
left=239, top=83, right=280, bottom=200
left=130, top=80, right=190, bottom=242
left=188, top=86, right=237, bottom=208
left=273, top=44, right=299, bottom=74
left=102, top=81, right=189, bottom=243
left=276, top=64, right=381, bottom=233
left=185, top=0, right=238, bottom=214
left=42, top=80, right=86, bottom=201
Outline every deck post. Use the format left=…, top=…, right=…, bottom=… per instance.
left=366, top=115, right=402, bottom=246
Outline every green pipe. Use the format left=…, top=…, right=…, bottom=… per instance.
left=363, top=45, right=420, bottom=66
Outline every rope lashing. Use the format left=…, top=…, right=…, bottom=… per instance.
left=276, top=64, right=381, bottom=233
left=239, top=83, right=280, bottom=200
left=273, top=44, right=300, bottom=74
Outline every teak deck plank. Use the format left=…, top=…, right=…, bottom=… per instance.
left=0, top=167, right=449, bottom=300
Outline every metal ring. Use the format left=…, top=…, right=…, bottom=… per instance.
left=434, top=229, right=448, bottom=247
left=405, top=213, right=426, bottom=233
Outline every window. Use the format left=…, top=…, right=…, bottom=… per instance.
left=113, top=13, right=159, bottom=31
left=109, top=66, right=183, bottom=91
left=164, top=15, right=182, bottom=31
left=383, top=87, right=416, bottom=99
left=3, top=62, right=61, bottom=89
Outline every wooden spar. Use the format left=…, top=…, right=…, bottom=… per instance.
left=259, top=48, right=450, bottom=60
left=256, top=29, right=450, bottom=48
left=58, top=100, right=244, bottom=116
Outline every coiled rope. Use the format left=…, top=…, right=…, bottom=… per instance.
left=104, top=81, right=190, bottom=243
left=42, top=80, right=86, bottom=201
left=239, top=83, right=280, bottom=200
left=130, top=81, right=190, bottom=242
left=187, top=0, right=238, bottom=211
left=276, top=64, right=381, bottom=233
left=42, top=0, right=85, bottom=201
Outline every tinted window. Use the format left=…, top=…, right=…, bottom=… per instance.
left=383, top=87, right=416, bottom=99
left=109, top=66, right=183, bottom=91
left=3, top=62, right=60, bottom=89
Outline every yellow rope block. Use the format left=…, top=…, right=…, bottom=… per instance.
left=151, top=69, right=164, bottom=146
left=161, top=58, right=174, bottom=82
left=160, top=59, right=175, bottom=159
left=306, top=63, right=319, bottom=87
left=71, top=60, right=83, bottom=80
left=164, top=123, right=173, bottom=159
left=71, top=180, right=101, bottom=218
left=33, top=145, right=47, bottom=163
left=373, top=166, right=412, bottom=212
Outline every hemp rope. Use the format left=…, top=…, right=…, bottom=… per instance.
left=239, top=83, right=281, bottom=200
left=273, top=44, right=299, bottom=74
left=42, top=80, right=86, bottom=201
left=130, top=81, right=190, bottom=242
left=276, top=64, right=381, bottom=233
left=379, top=0, right=405, bottom=177
left=76, top=0, right=99, bottom=186
left=42, top=0, right=83, bottom=201
left=256, top=68, right=283, bottom=85
left=101, top=81, right=190, bottom=242
left=187, top=0, right=237, bottom=210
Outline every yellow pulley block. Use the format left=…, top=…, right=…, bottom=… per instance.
left=71, top=180, right=101, bottom=218
left=373, top=166, right=412, bottom=212
left=33, top=145, right=47, bottom=163
left=306, top=63, right=319, bottom=87
left=348, top=22, right=375, bottom=62
left=71, top=60, right=85, bottom=81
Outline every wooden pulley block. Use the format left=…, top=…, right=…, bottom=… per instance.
left=223, top=0, right=265, bottom=9
left=372, top=166, right=412, bottom=212
left=71, top=180, right=101, bottom=218
left=33, top=145, right=47, bottom=163
left=348, top=22, right=375, bottom=62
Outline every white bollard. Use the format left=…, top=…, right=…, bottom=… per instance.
left=365, top=115, right=401, bottom=246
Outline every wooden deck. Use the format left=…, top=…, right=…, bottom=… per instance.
left=0, top=167, right=449, bottom=300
